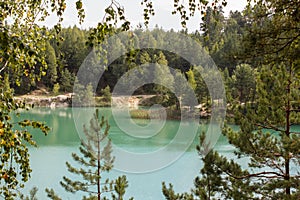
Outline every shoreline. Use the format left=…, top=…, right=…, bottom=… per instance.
left=13, top=94, right=213, bottom=120
left=13, top=94, right=156, bottom=108
left=14, top=94, right=73, bottom=108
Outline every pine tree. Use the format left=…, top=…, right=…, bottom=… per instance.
left=101, top=85, right=111, bottom=102
left=186, top=69, right=196, bottom=91
left=83, top=83, right=94, bottom=107
left=47, top=109, right=133, bottom=200
left=200, top=6, right=225, bottom=68
left=153, top=51, right=174, bottom=96
left=60, top=68, right=74, bottom=92
left=163, top=63, right=300, bottom=199
left=173, top=70, right=188, bottom=110
left=162, top=2, right=300, bottom=195
left=72, top=77, right=85, bottom=107
left=45, top=41, right=58, bottom=87
left=193, top=67, right=209, bottom=104
left=184, top=69, right=198, bottom=110
left=59, top=26, right=88, bottom=74
left=231, top=64, right=256, bottom=103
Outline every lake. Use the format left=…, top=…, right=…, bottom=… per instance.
left=18, top=107, right=236, bottom=199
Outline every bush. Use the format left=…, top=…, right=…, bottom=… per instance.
left=101, top=85, right=111, bottom=102
left=52, top=83, right=60, bottom=96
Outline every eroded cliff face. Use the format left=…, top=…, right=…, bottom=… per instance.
left=14, top=94, right=73, bottom=108
left=14, top=94, right=154, bottom=108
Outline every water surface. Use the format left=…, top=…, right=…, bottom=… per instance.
left=17, top=107, right=233, bottom=199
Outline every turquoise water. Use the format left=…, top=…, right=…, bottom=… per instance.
left=16, top=108, right=233, bottom=199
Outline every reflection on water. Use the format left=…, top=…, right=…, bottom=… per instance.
left=16, top=107, right=211, bottom=150
left=16, top=108, right=231, bottom=199
left=14, top=108, right=79, bottom=146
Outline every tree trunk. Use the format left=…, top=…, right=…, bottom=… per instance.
left=97, top=135, right=101, bottom=200
left=284, top=66, right=291, bottom=196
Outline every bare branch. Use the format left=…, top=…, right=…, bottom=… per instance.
left=255, top=123, right=285, bottom=133
left=231, top=171, right=284, bottom=179
left=0, top=60, right=9, bottom=74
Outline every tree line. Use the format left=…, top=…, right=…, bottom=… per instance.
left=4, top=8, right=258, bottom=111
left=1, top=0, right=299, bottom=199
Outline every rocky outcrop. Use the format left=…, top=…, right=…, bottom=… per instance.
left=111, top=95, right=156, bottom=108
left=14, top=94, right=155, bottom=108
left=14, top=93, right=73, bottom=108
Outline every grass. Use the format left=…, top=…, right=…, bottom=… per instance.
left=130, top=108, right=185, bottom=120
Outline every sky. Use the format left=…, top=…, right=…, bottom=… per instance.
left=43, top=0, right=248, bottom=31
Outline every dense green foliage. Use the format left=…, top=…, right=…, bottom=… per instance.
left=0, top=0, right=64, bottom=198
left=163, top=0, right=300, bottom=199
left=0, top=0, right=132, bottom=198
left=7, top=11, right=250, bottom=108
left=0, top=90, right=50, bottom=199
left=1, top=0, right=299, bottom=199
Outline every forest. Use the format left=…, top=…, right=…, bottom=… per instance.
left=6, top=8, right=251, bottom=102
left=4, top=8, right=257, bottom=113
left=0, top=0, right=300, bottom=199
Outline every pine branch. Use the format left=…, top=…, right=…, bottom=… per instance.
left=269, top=159, right=285, bottom=175
left=290, top=108, right=300, bottom=112
left=290, top=131, right=300, bottom=134
left=58, top=109, right=130, bottom=199
left=230, top=171, right=285, bottom=180
left=255, top=122, right=285, bottom=133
